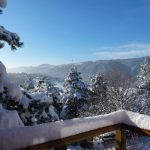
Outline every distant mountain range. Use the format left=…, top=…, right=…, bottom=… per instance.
left=8, top=56, right=150, bottom=80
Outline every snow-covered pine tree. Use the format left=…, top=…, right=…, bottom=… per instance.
left=21, top=76, right=60, bottom=125
left=0, top=1, right=59, bottom=126
left=23, top=75, right=36, bottom=90
left=90, top=73, right=107, bottom=98
left=0, top=0, right=25, bottom=129
left=89, top=73, right=108, bottom=114
left=102, top=62, right=150, bottom=115
left=61, top=67, right=89, bottom=119
left=134, top=58, right=150, bottom=115
left=0, top=0, right=23, bottom=101
left=137, top=58, right=150, bottom=92
left=35, top=76, right=62, bottom=114
left=106, top=86, right=137, bottom=112
left=79, top=73, right=109, bottom=117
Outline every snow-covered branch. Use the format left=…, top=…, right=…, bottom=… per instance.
left=0, top=26, right=23, bottom=50
left=0, top=0, right=23, bottom=50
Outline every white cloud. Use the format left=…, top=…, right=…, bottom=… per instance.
left=94, top=43, right=150, bottom=59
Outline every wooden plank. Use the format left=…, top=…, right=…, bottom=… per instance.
left=116, top=129, right=126, bottom=150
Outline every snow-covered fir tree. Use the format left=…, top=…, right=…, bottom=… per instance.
left=90, top=73, right=107, bottom=98
left=61, top=67, right=89, bottom=119
left=20, top=76, right=61, bottom=125
left=133, top=58, right=150, bottom=115
left=104, top=58, right=150, bottom=115
left=106, top=86, right=137, bottom=112
left=23, top=75, right=36, bottom=90
left=0, top=1, right=60, bottom=126
left=0, top=0, right=25, bottom=129
left=35, top=76, right=62, bottom=114
left=80, top=73, right=108, bottom=116
left=137, top=58, right=150, bottom=92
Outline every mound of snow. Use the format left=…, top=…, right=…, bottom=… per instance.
left=4, top=80, right=22, bottom=102
left=20, top=95, right=30, bottom=109
left=31, top=92, right=53, bottom=103
left=0, top=62, right=7, bottom=93
left=0, top=62, right=26, bottom=105
left=0, top=105, right=24, bottom=129
left=49, top=105, right=59, bottom=120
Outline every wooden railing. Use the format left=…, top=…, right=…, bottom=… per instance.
left=0, top=111, right=149, bottom=150
left=24, top=123, right=150, bottom=150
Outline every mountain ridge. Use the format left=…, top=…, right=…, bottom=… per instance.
left=7, top=56, right=150, bottom=80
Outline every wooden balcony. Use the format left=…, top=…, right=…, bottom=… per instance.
left=25, top=123, right=150, bottom=150
left=0, top=110, right=150, bottom=150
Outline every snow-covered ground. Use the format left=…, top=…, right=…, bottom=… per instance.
left=0, top=110, right=150, bottom=150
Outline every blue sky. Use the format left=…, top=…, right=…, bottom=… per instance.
left=1, top=0, right=150, bottom=67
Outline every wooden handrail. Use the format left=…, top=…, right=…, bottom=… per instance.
left=24, top=123, right=150, bottom=150
left=1, top=111, right=149, bottom=150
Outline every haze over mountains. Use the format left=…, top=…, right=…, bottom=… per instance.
left=8, top=56, right=150, bottom=80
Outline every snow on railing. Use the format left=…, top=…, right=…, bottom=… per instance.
left=0, top=110, right=150, bottom=150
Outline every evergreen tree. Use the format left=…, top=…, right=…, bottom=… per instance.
left=61, top=67, right=88, bottom=119
left=0, top=0, right=23, bottom=110
left=35, top=76, right=62, bottom=114
left=23, top=76, right=36, bottom=90
left=21, top=76, right=61, bottom=125
left=137, top=58, right=150, bottom=91
left=0, top=1, right=25, bottom=128
left=80, top=73, right=108, bottom=116
left=106, top=86, right=137, bottom=112
left=134, top=58, right=150, bottom=115
left=90, top=73, right=107, bottom=98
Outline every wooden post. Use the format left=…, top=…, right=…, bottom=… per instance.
left=116, top=129, right=126, bottom=150
left=54, top=145, right=67, bottom=150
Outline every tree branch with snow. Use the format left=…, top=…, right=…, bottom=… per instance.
left=0, top=0, right=23, bottom=50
